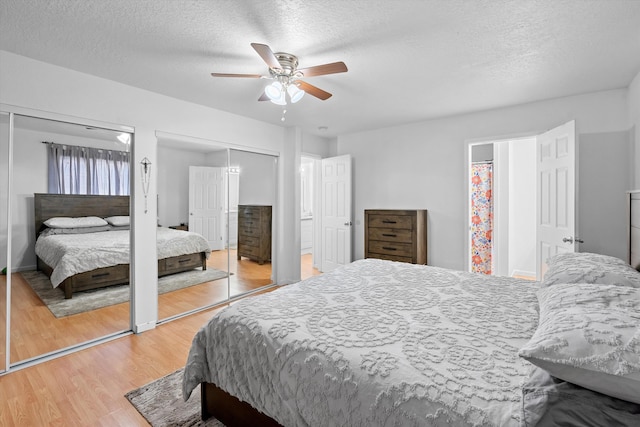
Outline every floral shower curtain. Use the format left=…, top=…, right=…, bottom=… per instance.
left=470, top=162, right=493, bottom=274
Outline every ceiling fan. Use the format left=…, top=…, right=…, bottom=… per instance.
left=211, top=43, right=348, bottom=105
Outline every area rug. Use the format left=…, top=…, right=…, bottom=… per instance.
left=21, top=268, right=228, bottom=318
left=126, top=368, right=224, bottom=427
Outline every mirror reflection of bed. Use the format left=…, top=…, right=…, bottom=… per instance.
left=8, top=115, right=133, bottom=365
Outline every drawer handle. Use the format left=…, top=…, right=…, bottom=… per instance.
left=178, top=259, right=191, bottom=263
left=382, top=220, right=397, bottom=224
left=382, top=233, right=397, bottom=237
left=382, top=246, right=397, bottom=251
left=92, top=272, right=110, bottom=278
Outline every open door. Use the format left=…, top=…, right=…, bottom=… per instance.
left=189, top=166, right=224, bottom=251
left=536, top=120, right=576, bottom=279
left=320, top=154, right=352, bottom=272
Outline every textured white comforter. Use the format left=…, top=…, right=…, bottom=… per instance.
left=183, top=258, right=540, bottom=426
left=35, top=227, right=211, bottom=287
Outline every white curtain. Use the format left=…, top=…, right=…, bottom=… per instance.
left=47, top=142, right=130, bottom=195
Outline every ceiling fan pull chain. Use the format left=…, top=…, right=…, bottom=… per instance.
left=281, top=109, right=287, bottom=122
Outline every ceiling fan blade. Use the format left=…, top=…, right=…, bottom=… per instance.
left=251, top=43, right=281, bottom=69
left=211, top=72, right=263, bottom=78
left=258, top=92, right=270, bottom=101
left=297, top=61, right=348, bottom=77
left=297, top=80, right=332, bottom=100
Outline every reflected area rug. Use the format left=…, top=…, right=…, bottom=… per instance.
left=126, top=368, right=224, bottom=427
left=21, top=268, right=228, bottom=318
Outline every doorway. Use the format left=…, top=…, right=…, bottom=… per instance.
left=468, top=137, right=537, bottom=278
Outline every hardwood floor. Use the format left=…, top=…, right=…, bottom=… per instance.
left=0, top=253, right=320, bottom=426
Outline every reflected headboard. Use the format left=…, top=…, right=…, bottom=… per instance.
left=628, top=191, right=640, bottom=269
left=34, top=193, right=130, bottom=237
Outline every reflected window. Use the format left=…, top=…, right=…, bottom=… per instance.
left=46, top=142, right=130, bottom=195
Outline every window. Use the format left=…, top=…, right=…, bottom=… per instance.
left=47, top=142, right=130, bottom=195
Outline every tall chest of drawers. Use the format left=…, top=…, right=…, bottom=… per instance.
left=237, top=205, right=272, bottom=265
left=364, top=209, right=428, bottom=264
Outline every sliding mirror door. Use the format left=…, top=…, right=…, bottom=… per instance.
left=9, top=115, right=132, bottom=365
left=0, top=112, right=9, bottom=373
left=228, top=149, right=277, bottom=298
left=156, top=136, right=230, bottom=321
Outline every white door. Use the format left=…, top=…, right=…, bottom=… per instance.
left=189, top=166, right=224, bottom=251
left=536, top=120, right=576, bottom=279
left=320, top=155, right=352, bottom=272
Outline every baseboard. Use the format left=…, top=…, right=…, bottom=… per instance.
left=9, top=264, right=37, bottom=273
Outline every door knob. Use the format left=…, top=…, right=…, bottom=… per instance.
left=344, top=221, right=352, bottom=226
left=563, top=237, right=584, bottom=244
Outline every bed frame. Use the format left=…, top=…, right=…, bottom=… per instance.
left=34, top=193, right=207, bottom=299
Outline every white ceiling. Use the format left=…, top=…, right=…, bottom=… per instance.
left=1, top=0, right=639, bottom=138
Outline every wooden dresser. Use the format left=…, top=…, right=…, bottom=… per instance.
left=237, top=205, right=272, bottom=265
left=364, top=209, right=428, bottom=264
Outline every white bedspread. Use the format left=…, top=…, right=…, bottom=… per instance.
left=183, top=258, right=540, bottom=427
left=35, top=227, right=211, bottom=287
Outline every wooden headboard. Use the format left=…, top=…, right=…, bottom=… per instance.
left=628, top=191, right=640, bottom=269
left=34, top=193, right=130, bottom=236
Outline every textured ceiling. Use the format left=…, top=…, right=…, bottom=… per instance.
left=1, top=0, right=639, bottom=137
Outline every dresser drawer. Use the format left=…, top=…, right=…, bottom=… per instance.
left=238, top=243, right=261, bottom=258
left=238, top=225, right=261, bottom=237
left=238, top=216, right=261, bottom=228
left=368, top=241, right=413, bottom=257
left=239, top=206, right=262, bottom=218
left=367, top=214, right=413, bottom=229
left=76, top=264, right=129, bottom=286
left=368, top=227, right=413, bottom=243
left=163, top=254, right=202, bottom=271
left=239, top=235, right=260, bottom=247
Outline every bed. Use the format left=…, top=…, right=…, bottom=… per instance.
left=34, top=193, right=211, bottom=299
left=182, top=197, right=640, bottom=426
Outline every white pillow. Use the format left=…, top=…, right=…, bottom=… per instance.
left=542, top=252, right=640, bottom=288
left=40, top=225, right=112, bottom=235
left=519, top=283, right=640, bottom=404
left=44, top=216, right=108, bottom=229
left=104, top=215, right=130, bottom=227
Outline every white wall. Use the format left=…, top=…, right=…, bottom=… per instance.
left=508, top=139, right=536, bottom=276
left=231, top=150, right=277, bottom=206
left=156, top=146, right=212, bottom=227
left=578, top=131, right=631, bottom=260
left=338, top=89, right=631, bottom=270
left=630, top=71, right=640, bottom=188
left=0, top=50, right=297, bottom=332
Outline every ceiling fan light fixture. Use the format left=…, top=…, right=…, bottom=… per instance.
left=270, top=90, right=287, bottom=105
left=287, top=84, right=305, bottom=103
left=265, top=81, right=283, bottom=100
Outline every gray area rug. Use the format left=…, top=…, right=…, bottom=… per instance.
left=21, top=268, right=228, bottom=318
left=126, top=368, right=224, bottom=427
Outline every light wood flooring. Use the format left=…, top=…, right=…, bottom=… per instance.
left=0, top=254, right=320, bottom=426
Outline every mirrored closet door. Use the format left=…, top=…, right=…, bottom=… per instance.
left=7, top=113, right=132, bottom=366
left=156, top=136, right=230, bottom=321
left=1, top=112, right=10, bottom=373
left=228, top=149, right=277, bottom=298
